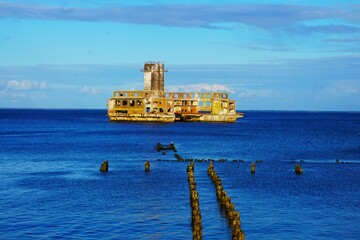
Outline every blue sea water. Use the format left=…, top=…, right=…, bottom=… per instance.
left=0, top=109, right=359, bottom=240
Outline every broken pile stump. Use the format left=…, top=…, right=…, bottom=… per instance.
left=250, top=162, right=255, bottom=174
left=144, top=161, right=150, bottom=172
left=100, top=160, right=109, bottom=172
left=294, top=164, right=303, bottom=174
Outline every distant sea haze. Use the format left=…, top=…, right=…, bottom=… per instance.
left=0, top=109, right=359, bottom=239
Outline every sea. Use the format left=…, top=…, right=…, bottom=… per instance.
left=0, top=109, right=359, bottom=240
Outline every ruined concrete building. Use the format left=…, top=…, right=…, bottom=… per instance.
left=107, top=62, right=243, bottom=122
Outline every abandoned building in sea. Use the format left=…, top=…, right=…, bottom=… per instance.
left=107, top=62, right=243, bottom=122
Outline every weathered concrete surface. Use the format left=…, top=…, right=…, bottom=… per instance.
left=109, top=114, right=175, bottom=122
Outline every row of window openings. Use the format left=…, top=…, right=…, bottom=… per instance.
left=116, top=100, right=226, bottom=108
left=115, top=100, right=143, bottom=107
left=146, top=107, right=166, bottom=113
left=173, top=101, right=212, bottom=107
left=167, top=93, right=228, bottom=99
left=159, top=100, right=217, bottom=107
left=174, top=101, right=228, bottom=107
left=115, top=92, right=141, bottom=97
left=116, top=100, right=200, bottom=107
left=174, top=100, right=195, bottom=106
left=114, top=92, right=228, bottom=99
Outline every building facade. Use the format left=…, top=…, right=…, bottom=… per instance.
left=107, top=62, right=243, bottom=122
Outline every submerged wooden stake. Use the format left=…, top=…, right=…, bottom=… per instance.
left=294, top=164, right=303, bottom=174
left=250, top=162, right=256, bottom=174
left=100, top=160, right=108, bottom=172
left=144, top=161, right=150, bottom=172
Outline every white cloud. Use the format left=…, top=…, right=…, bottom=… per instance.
left=238, top=89, right=273, bottom=98
left=337, top=84, right=359, bottom=94
left=4, top=80, right=47, bottom=91
left=7, top=80, right=32, bottom=90
left=0, top=80, right=5, bottom=90
left=80, top=86, right=100, bottom=95
left=38, top=81, right=47, bottom=90
left=0, top=80, right=48, bottom=105
left=323, top=80, right=359, bottom=95
left=166, top=83, right=234, bottom=93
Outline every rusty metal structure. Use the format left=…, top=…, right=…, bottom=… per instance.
left=107, top=62, right=243, bottom=122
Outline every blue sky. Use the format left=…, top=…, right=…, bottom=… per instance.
left=0, top=0, right=359, bottom=110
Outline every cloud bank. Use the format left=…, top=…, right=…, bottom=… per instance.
left=80, top=85, right=100, bottom=95
left=0, top=2, right=359, bottom=31
left=0, top=80, right=47, bottom=91
left=0, top=80, right=47, bottom=104
left=0, top=55, right=359, bottom=110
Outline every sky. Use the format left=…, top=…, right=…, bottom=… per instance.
left=0, top=0, right=359, bottom=111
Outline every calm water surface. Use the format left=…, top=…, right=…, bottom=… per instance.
left=0, top=109, right=359, bottom=239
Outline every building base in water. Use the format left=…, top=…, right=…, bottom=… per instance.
left=107, top=62, right=243, bottom=122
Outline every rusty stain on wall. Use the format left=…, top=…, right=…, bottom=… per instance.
left=107, top=62, right=243, bottom=122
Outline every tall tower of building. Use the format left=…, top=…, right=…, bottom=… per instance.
left=143, top=62, right=166, bottom=96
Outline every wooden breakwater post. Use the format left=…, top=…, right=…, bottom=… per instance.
left=294, top=164, right=303, bottom=174
left=250, top=162, right=255, bottom=174
left=144, top=161, right=150, bottom=172
left=100, top=160, right=109, bottom=172
left=207, top=162, right=245, bottom=240
left=187, top=162, right=202, bottom=239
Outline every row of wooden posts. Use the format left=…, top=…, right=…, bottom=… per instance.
left=99, top=160, right=303, bottom=175
left=154, top=141, right=304, bottom=175
left=98, top=159, right=302, bottom=240
left=208, top=162, right=245, bottom=240
left=99, top=160, right=152, bottom=172
left=187, top=162, right=203, bottom=239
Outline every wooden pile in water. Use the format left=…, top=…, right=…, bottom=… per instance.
left=187, top=162, right=202, bottom=239
left=207, top=162, right=245, bottom=240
